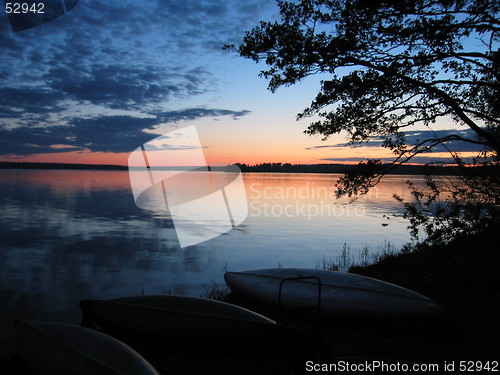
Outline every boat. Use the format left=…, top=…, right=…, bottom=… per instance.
left=224, top=268, right=443, bottom=317
left=15, top=320, right=159, bottom=375
left=79, top=295, right=276, bottom=345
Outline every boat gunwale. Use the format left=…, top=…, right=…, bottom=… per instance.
left=81, top=296, right=276, bottom=325
left=16, top=320, right=156, bottom=375
left=225, top=268, right=435, bottom=302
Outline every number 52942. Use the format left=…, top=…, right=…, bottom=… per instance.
left=5, top=3, right=45, bottom=14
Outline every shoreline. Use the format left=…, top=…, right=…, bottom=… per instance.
left=0, top=161, right=467, bottom=176
left=1, top=228, right=498, bottom=374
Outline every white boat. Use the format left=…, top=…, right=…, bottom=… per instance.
left=15, top=320, right=159, bottom=375
left=80, top=295, right=276, bottom=343
left=224, top=268, right=443, bottom=317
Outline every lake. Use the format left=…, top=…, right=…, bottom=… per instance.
left=0, top=169, right=419, bottom=323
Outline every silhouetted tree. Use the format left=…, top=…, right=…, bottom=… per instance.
left=232, top=0, right=499, bottom=244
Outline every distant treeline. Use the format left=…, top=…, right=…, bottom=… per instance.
left=232, top=162, right=463, bottom=175
left=0, top=161, right=128, bottom=170
left=0, top=161, right=465, bottom=175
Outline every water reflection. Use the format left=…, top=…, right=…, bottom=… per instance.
left=0, top=169, right=413, bottom=324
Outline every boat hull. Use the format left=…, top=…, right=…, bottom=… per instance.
left=15, top=320, right=159, bottom=375
left=80, top=295, right=276, bottom=345
left=224, top=268, right=443, bottom=317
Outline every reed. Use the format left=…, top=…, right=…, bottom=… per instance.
left=202, top=281, right=230, bottom=301
left=317, top=241, right=402, bottom=272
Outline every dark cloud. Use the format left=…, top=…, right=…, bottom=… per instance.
left=0, top=0, right=267, bottom=127
left=0, top=108, right=251, bottom=155
left=1, top=0, right=276, bottom=65
left=45, top=64, right=208, bottom=110
left=320, top=157, right=398, bottom=163
left=0, top=0, right=269, bottom=157
left=144, top=144, right=203, bottom=152
left=305, top=144, right=344, bottom=150
left=148, top=0, right=275, bottom=48
left=0, top=87, right=67, bottom=118
left=67, top=116, right=161, bottom=153
left=401, top=129, right=487, bottom=152
left=0, top=63, right=213, bottom=128
left=1, top=0, right=275, bottom=74
left=152, top=108, right=251, bottom=122
left=0, top=124, right=76, bottom=155
left=307, top=129, right=488, bottom=153
left=319, top=156, right=472, bottom=164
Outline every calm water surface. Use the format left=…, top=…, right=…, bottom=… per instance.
left=0, top=169, right=419, bottom=323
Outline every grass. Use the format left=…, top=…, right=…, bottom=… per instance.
left=317, top=240, right=402, bottom=272
left=201, top=262, right=230, bottom=301
left=201, top=281, right=230, bottom=301
left=3, top=231, right=498, bottom=375
left=349, top=226, right=500, bottom=313
left=143, top=231, right=500, bottom=373
left=201, top=241, right=402, bottom=301
left=202, top=240, right=408, bottom=301
left=340, top=226, right=500, bottom=361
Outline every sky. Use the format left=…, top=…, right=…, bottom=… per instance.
left=0, top=0, right=483, bottom=166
